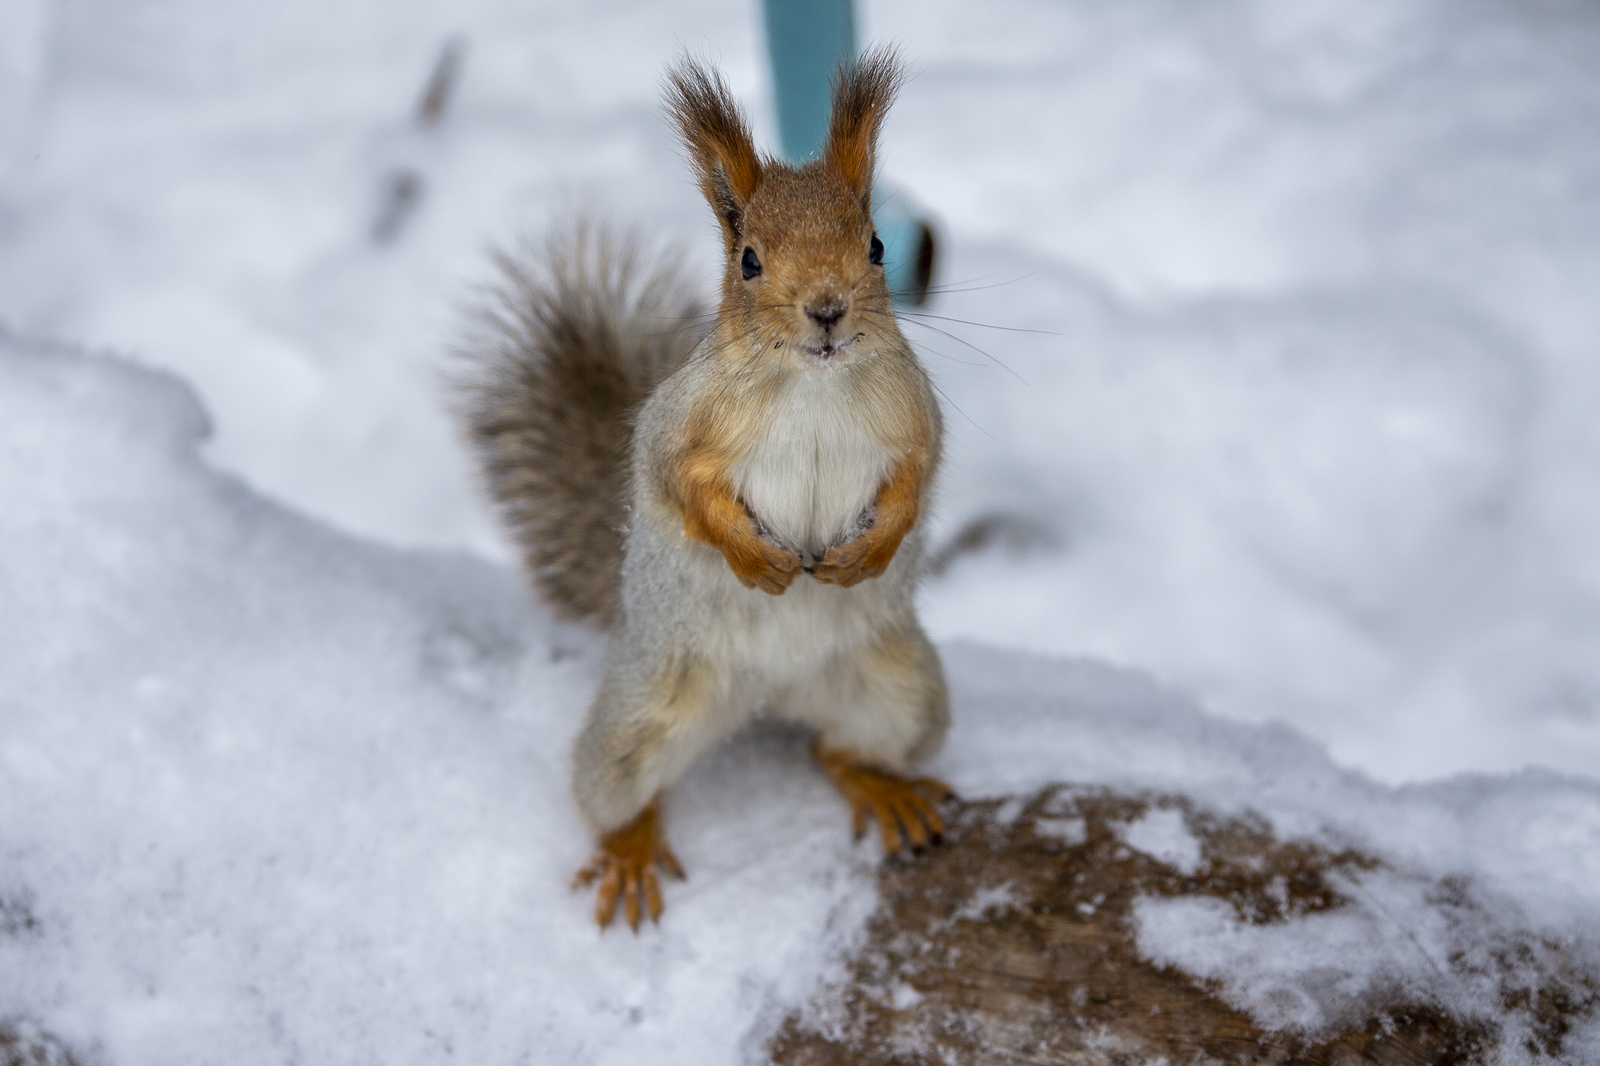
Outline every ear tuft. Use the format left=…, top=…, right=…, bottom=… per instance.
left=824, top=45, right=904, bottom=204
left=664, top=58, right=764, bottom=247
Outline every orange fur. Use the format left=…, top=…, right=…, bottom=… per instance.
left=664, top=61, right=767, bottom=253
left=662, top=326, right=937, bottom=594
left=810, top=446, right=930, bottom=588
left=678, top=452, right=803, bottom=594
left=813, top=738, right=954, bottom=854
left=661, top=365, right=805, bottom=594
left=824, top=46, right=904, bottom=202
left=472, top=50, right=945, bottom=933
left=571, top=800, right=685, bottom=930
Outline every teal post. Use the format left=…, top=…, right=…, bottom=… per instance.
left=763, top=0, right=856, bottom=163
left=761, top=0, right=936, bottom=305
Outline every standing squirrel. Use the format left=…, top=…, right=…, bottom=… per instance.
left=460, top=48, right=951, bottom=930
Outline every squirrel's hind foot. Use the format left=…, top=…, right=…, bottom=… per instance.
left=572, top=801, right=685, bottom=931
left=813, top=740, right=956, bottom=856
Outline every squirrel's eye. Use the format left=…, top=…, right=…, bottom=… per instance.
left=869, top=232, right=885, bottom=266
left=740, top=247, right=762, bottom=280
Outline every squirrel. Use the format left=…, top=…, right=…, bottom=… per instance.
left=459, top=47, right=952, bottom=930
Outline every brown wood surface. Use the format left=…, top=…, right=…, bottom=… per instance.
left=768, top=788, right=1596, bottom=1065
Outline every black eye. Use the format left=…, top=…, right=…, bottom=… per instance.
left=740, top=247, right=762, bottom=280
left=869, top=232, right=884, bottom=266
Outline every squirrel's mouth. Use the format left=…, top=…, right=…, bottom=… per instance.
left=799, top=333, right=863, bottom=362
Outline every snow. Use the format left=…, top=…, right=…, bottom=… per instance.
left=881, top=0, right=1600, bottom=782
left=0, top=335, right=885, bottom=1063
left=4, top=0, right=1600, bottom=1060
left=4, top=333, right=1598, bottom=1062
left=1134, top=863, right=1600, bottom=1052
left=6, top=0, right=1599, bottom=785
left=1121, top=807, right=1202, bottom=875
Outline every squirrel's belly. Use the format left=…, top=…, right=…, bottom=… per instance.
left=666, top=543, right=913, bottom=683
left=733, top=388, right=895, bottom=557
left=727, top=572, right=903, bottom=679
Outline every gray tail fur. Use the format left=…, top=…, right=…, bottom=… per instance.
left=456, top=226, right=707, bottom=628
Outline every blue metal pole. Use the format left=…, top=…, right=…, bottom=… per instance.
left=762, top=0, right=856, bottom=163
left=761, top=0, right=936, bottom=305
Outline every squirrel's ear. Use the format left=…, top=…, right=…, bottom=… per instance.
left=824, top=46, right=904, bottom=210
left=665, top=58, right=764, bottom=251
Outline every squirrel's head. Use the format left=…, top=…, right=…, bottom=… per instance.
left=666, top=49, right=903, bottom=368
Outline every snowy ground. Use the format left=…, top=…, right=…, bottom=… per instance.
left=5, top=0, right=1600, bottom=783
left=5, top=333, right=1597, bottom=1061
left=3, top=0, right=1600, bottom=1061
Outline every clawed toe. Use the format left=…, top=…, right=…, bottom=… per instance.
left=574, top=802, right=683, bottom=932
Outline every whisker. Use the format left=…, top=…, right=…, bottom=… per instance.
left=855, top=305, right=1030, bottom=386
left=892, top=272, right=1037, bottom=299
left=892, top=315, right=1030, bottom=386
left=897, top=342, right=986, bottom=368
left=897, top=312, right=1057, bottom=337
left=926, top=377, right=993, bottom=440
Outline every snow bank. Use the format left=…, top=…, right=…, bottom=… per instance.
left=880, top=0, right=1600, bottom=782
left=0, top=335, right=879, bottom=1064
left=4, top=335, right=1597, bottom=1062
left=946, top=644, right=1600, bottom=1059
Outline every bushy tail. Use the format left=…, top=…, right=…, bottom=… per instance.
left=456, top=227, right=706, bottom=628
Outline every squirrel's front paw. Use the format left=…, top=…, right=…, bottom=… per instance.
left=724, top=540, right=803, bottom=595
left=571, top=802, right=685, bottom=931
left=809, top=536, right=895, bottom=589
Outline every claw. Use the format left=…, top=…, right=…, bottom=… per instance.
left=623, top=871, right=642, bottom=931
left=595, top=865, right=623, bottom=927
left=910, top=791, right=945, bottom=842
left=643, top=866, right=664, bottom=924
left=876, top=801, right=902, bottom=855
left=659, top=845, right=687, bottom=882
left=898, top=796, right=930, bottom=850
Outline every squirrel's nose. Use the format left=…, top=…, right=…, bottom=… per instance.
left=806, top=302, right=846, bottom=331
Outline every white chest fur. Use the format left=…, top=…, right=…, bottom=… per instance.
left=732, top=368, right=896, bottom=557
